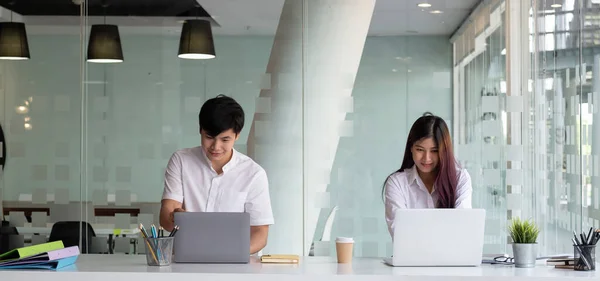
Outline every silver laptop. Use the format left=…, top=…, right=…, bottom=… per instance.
left=384, top=209, right=486, bottom=267
left=174, top=212, right=250, bottom=263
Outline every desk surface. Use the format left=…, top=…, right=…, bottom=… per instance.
left=1, top=254, right=598, bottom=281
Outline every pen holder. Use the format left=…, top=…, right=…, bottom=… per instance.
left=574, top=244, right=596, bottom=271
left=144, top=237, right=174, bottom=266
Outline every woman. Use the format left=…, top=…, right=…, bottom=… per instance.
left=384, top=113, right=472, bottom=237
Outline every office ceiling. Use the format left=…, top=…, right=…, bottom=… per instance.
left=0, top=0, right=480, bottom=36
left=199, top=0, right=480, bottom=35
left=370, top=0, right=480, bottom=35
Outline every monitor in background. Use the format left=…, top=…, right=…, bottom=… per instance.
left=384, top=208, right=486, bottom=267
left=174, top=212, right=250, bottom=263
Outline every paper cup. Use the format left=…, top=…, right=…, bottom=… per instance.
left=335, top=237, right=354, bottom=263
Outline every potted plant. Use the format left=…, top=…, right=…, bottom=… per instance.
left=509, top=218, right=540, bottom=268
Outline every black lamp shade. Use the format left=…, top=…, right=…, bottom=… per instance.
left=178, top=19, right=215, bottom=59
left=87, top=24, right=124, bottom=63
left=0, top=22, right=30, bottom=60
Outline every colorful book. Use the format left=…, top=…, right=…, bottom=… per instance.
left=0, top=241, right=64, bottom=261
left=0, top=241, right=80, bottom=270
left=0, top=245, right=79, bottom=266
left=0, top=255, right=78, bottom=270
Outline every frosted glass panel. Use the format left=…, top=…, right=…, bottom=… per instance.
left=305, top=34, right=453, bottom=257
left=454, top=0, right=508, bottom=255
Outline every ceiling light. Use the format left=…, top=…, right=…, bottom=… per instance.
left=15, top=105, right=28, bottom=114
left=0, top=22, right=30, bottom=60
left=550, top=4, right=562, bottom=8
left=417, top=3, right=432, bottom=8
left=87, top=24, right=124, bottom=63
left=178, top=19, right=216, bottom=60
left=430, top=10, right=443, bottom=14
left=24, top=123, right=32, bottom=130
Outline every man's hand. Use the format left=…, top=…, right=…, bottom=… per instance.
left=160, top=199, right=183, bottom=231
left=170, top=207, right=186, bottom=223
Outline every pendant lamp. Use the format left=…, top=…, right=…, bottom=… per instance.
left=0, top=16, right=30, bottom=60
left=178, top=19, right=215, bottom=59
left=87, top=24, right=124, bottom=63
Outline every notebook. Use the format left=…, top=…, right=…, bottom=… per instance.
left=0, top=256, right=78, bottom=270
left=0, top=241, right=64, bottom=262
left=0, top=241, right=79, bottom=270
left=0, top=246, right=79, bottom=266
left=260, top=254, right=300, bottom=264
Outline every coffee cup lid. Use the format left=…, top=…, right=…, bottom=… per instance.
left=336, top=237, right=354, bottom=243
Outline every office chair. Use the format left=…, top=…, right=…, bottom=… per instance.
left=48, top=221, right=96, bottom=253
left=0, top=220, right=21, bottom=253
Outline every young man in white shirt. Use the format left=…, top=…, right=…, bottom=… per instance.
left=160, top=95, right=274, bottom=254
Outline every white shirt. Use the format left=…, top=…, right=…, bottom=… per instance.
left=162, top=146, right=274, bottom=226
left=384, top=165, right=472, bottom=236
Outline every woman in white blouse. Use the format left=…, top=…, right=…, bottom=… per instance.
left=384, top=113, right=472, bottom=237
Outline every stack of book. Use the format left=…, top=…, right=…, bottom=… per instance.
left=0, top=241, right=79, bottom=270
left=547, top=257, right=575, bottom=269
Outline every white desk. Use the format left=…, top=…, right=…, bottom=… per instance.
left=1, top=255, right=598, bottom=281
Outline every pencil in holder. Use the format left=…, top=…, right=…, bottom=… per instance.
left=574, top=244, right=596, bottom=271
left=144, top=237, right=175, bottom=266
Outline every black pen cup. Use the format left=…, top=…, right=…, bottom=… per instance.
left=574, top=244, right=596, bottom=271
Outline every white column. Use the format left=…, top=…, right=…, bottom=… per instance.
left=303, top=0, right=374, bottom=255
left=247, top=0, right=375, bottom=254
left=246, top=0, right=304, bottom=255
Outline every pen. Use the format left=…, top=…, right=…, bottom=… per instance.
left=159, top=226, right=164, bottom=238
left=151, top=224, right=158, bottom=238
left=593, top=231, right=600, bottom=245
left=139, top=223, right=150, bottom=238
left=168, top=225, right=179, bottom=237
left=151, top=224, right=161, bottom=258
left=573, top=231, right=582, bottom=245
left=139, top=225, right=159, bottom=263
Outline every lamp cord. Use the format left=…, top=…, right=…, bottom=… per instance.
left=9, top=0, right=14, bottom=22
left=102, top=0, right=108, bottom=24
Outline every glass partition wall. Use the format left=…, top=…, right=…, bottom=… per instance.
left=454, top=0, right=600, bottom=256
left=0, top=0, right=487, bottom=257
left=0, top=1, right=86, bottom=252
left=8, top=0, right=597, bottom=258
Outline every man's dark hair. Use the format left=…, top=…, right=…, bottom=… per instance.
left=199, top=95, right=245, bottom=137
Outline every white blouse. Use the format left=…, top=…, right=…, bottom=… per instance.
left=384, top=165, right=472, bottom=236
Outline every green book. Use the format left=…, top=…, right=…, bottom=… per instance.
left=0, top=241, right=64, bottom=261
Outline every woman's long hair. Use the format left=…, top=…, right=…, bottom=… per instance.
left=383, top=113, right=459, bottom=208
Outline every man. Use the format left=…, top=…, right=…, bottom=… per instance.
left=160, top=95, right=274, bottom=254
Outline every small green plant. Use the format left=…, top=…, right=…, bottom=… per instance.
left=509, top=218, right=540, bottom=244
